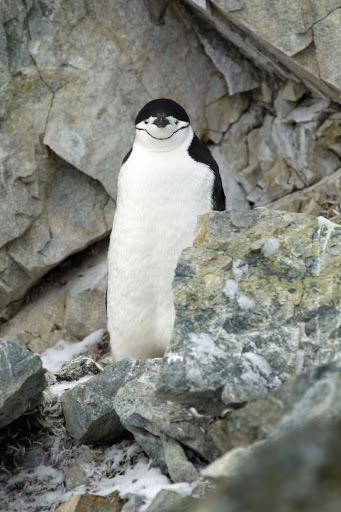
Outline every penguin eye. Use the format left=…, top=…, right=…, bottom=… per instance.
left=144, top=120, right=148, bottom=124
left=175, top=120, right=179, bottom=125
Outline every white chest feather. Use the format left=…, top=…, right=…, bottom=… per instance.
left=107, top=139, right=214, bottom=361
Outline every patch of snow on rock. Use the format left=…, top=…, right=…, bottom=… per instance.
left=189, top=333, right=227, bottom=360
left=237, top=293, right=255, bottom=311
left=223, top=279, right=239, bottom=299
left=261, top=237, right=281, bottom=257
left=48, top=375, right=93, bottom=396
left=232, top=259, right=249, bottom=281
left=318, top=216, right=337, bottom=227
left=41, top=329, right=105, bottom=373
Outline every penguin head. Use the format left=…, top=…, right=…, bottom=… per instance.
left=134, top=98, right=192, bottom=151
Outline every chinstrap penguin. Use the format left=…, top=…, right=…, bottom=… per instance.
left=107, top=98, right=226, bottom=361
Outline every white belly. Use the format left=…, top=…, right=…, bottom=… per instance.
left=107, top=145, right=214, bottom=361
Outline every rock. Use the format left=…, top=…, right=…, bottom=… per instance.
left=191, top=419, right=341, bottom=512
left=55, top=356, right=103, bottom=382
left=186, top=0, right=341, bottom=101
left=56, top=492, right=126, bottom=512
left=61, top=358, right=138, bottom=444
left=156, top=210, right=341, bottom=413
left=268, top=168, right=341, bottom=219
left=205, top=93, right=250, bottom=143
left=64, top=252, right=108, bottom=340
left=313, top=8, right=341, bottom=91
left=121, top=494, right=145, bottom=512
left=188, top=5, right=260, bottom=96
left=0, top=246, right=108, bottom=351
left=145, top=489, right=194, bottom=512
left=162, top=437, right=199, bottom=483
left=201, top=445, right=257, bottom=479
left=0, top=340, right=46, bottom=428
left=114, top=359, right=220, bottom=466
left=209, top=361, right=341, bottom=454
left=63, top=445, right=104, bottom=492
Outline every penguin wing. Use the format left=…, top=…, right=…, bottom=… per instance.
left=188, top=134, right=226, bottom=211
left=122, top=148, right=133, bottom=166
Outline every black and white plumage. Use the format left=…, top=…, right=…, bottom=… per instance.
left=107, top=98, right=226, bottom=361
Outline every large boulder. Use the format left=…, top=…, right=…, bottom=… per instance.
left=157, top=210, right=341, bottom=413
left=193, top=418, right=341, bottom=512
left=0, top=340, right=46, bottom=428
left=208, top=361, right=341, bottom=455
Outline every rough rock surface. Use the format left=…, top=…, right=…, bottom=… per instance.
left=192, top=419, right=341, bottom=512
left=0, top=340, right=46, bottom=428
left=62, top=359, right=137, bottom=444
left=0, top=247, right=108, bottom=352
left=186, top=0, right=341, bottom=100
left=55, top=356, right=102, bottom=382
left=157, top=210, right=341, bottom=412
left=0, top=0, right=228, bottom=312
left=114, top=358, right=220, bottom=464
left=208, top=361, right=341, bottom=455
left=56, top=492, right=126, bottom=512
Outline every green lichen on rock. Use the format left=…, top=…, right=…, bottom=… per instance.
left=157, top=210, right=341, bottom=412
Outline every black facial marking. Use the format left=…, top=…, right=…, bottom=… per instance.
left=188, top=134, right=226, bottom=211
left=153, top=116, right=170, bottom=128
left=135, top=98, right=190, bottom=125
left=136, top=123, right=189, bottom=140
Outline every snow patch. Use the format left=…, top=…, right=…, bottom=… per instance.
left=223, top=279, right=238, bottom=299
left=240, top=352, right=273, bottom=396
left=243, top=352, right=272, bottom=377
left=48, top=375, right=93, bottom=396
left=237, top=293, right=255, bottom=311
left=261, top=237, right=280, bottom=257
left=41, top=329, right=105, bottom=373
left=318, top=216, right=337, bottom=227
left=188, top=333, right=227, bottom=360
left=232, top=259, right=249, bottom=282
left=166, top=352, right=184, bottom=363
left=223, top=260, right=255, bottom=312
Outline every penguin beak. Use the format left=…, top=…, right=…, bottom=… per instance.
left=153, top=116, right=170, bottom=128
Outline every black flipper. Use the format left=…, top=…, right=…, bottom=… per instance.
left=122, top=148, right=132, bottom=165
left=188, top=134, right=226, bottom=211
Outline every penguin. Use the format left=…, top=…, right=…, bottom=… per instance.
left=107, top=98, right=225, bottom=361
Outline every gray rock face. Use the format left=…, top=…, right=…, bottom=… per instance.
left=193, top=419, right=341, bottom=512
left=157, top=210, right=341, bottom=413
left=0, top=0, right=227, bottom=313
left=209, top=361, right=341, bottom=454
left=114, top=359, right=220, bottom=464
left=0, top=340, right=46, bottom=428
left=0, top=248, right=108, bottom=352
left=187, top=0, right=341, bottom=100
left=62, top=358, right=137, bottom=444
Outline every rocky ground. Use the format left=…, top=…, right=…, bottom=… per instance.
left=1, top=1, right=341, bottom=510
left=1, top=210, right=341, bottom=511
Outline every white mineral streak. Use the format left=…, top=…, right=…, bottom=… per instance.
left=295, top=349, right=305, bottom=374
